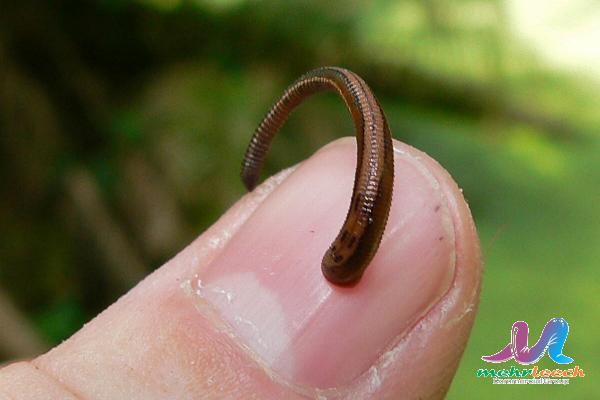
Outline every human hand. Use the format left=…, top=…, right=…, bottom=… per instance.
left=0, top=138, right=482, bottom=399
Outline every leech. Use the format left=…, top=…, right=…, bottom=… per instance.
left=241, top=67, right=394, bottom=286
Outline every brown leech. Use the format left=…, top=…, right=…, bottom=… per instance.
left=241, top=67, right=394, bottom=286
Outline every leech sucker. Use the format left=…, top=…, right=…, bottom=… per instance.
left=241, top=67, right=394, bottom=286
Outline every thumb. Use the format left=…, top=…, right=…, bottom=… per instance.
left=0, top=138, right=481, bottom=399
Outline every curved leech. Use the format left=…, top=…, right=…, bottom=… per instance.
left=241, top=67, right=394, bottom=286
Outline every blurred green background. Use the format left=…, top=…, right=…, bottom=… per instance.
left=1, top=0, right=598, bottom=397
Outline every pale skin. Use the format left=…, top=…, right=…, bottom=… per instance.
left=0, top=138, right=482, bottom=399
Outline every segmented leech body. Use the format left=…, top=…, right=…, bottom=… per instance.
left=241, top=67, right=394, bottom=286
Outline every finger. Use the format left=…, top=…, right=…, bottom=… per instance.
left=0, top=137, right=481, bottom=399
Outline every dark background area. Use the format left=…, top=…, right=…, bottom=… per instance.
left=1, top=0, right=598, bottom=397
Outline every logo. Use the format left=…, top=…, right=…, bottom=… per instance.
left=476, top=317, right=584, bottom=385
left=482, top=317, right=572, bottom=364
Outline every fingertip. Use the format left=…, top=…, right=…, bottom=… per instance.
left=194, top=137, right=477, bottom=392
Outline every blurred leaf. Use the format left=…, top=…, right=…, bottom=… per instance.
left=34, top=297, right=87, bottom=343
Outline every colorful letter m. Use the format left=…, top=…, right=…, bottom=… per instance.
left=482, top=317, right=573, bottom=365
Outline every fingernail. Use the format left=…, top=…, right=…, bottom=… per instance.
left=191, top=139, right=455, bottom=389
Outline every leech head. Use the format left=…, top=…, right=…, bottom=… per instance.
left=321, top=227, right=367, bottom=285
left=241, top=66, right=394, bottom=286
left=322, top=249, right=364, bottom=286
